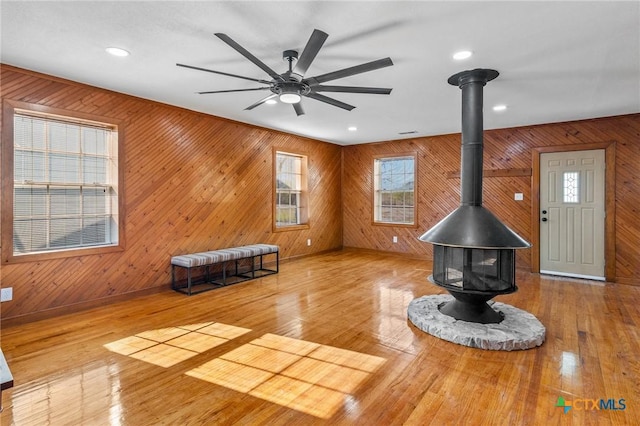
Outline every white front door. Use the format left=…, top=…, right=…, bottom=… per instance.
left=539, top=149, right=605, bottom=280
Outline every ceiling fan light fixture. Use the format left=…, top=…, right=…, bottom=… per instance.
left=278, top=82, right=302, bottom=104
left=279, top=93, right=301, bottom=104
left=280, top=91, right=302, bottom=104
left=265, top=99, right=278, bottom=105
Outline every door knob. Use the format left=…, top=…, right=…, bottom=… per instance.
left=541, top=217, right=548, bottom=222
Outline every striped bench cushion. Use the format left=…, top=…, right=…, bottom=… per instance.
left=171, top=244, right=278, bottom=268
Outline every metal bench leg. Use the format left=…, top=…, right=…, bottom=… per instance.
left=187, top=267, right=192, bottom=296
left=251, top=256, right=256, bottom=278
left=223, top=261, right=227, bottom=285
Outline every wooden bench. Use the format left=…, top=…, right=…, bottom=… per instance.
left=171, top=244, right=279, bottom=295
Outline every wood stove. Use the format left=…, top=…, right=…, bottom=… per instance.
left=419, top=69, right=530, bottom=324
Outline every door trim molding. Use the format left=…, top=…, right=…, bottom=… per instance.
left=531, top=141, right=616, bottom=282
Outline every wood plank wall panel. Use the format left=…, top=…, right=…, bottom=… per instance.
left=0, top=65, right=342, bottom=320
left=343, top=114, right=640, bottom=285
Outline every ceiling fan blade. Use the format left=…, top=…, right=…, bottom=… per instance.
left=198, top=87, right=270, bottom=94
left=312, top=85, right=392, bottom=95
left=215, top=33, right=284, bottom=82
left=177, top=63, right=271, bottom=85
left=306, top=57, right=393, bottom=85
left=293, top=102, right=305, bottom=116
left=306, top=92, right=355, bottom=111
left=292, top=29, right=329, bottom=78
left=245, top=94, right=278, bottom=111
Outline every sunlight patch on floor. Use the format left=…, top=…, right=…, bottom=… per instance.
left=104, top=325, right=385, bottom=418
left=103, top=322, right=251, bottom=367
left=186, top=333, right=386, bottom=419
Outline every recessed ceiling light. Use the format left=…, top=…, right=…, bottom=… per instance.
left=493, top=104, right=508, bottom=112
left=453, top=50, right=472, bottom=60
left=106, top=47, right=130, bottom=57
left=265, top=99, right=277, bottom=105
left=348, top=126, right=357, bottom=131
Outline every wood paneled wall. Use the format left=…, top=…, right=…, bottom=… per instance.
left=1, top=64, right=638, bottom=322
left=342, top=114, right=640, bottom=286
left=0, top=65, right=343, bottom=321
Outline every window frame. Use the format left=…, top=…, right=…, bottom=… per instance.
left=272, top=149, right=309, bottom=232
left=2, top=99, right=125, bottom=264
left=372, top=152, right=418, bottom=227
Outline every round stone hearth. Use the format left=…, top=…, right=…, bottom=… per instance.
left=407, top=294, right=545, bottom=351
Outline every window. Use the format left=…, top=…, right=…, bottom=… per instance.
left=373, top=155, right=416, bottom=225
left=274, top=151, right=308, bottom=229
left=2, top=101, right=123, bottom=261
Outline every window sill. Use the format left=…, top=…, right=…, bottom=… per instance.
left=3, top=243, right=125, bottom=264
left=273, top=224, right=310, bottom=233
left=371, top=221, right=418, bottom=229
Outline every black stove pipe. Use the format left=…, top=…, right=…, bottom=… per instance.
left=449, top=68, right=499, bottom=207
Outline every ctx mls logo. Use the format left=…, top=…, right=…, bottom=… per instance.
left=556, top=396, right=626, bottom=414
left=556, top=396, right=572, bottom=414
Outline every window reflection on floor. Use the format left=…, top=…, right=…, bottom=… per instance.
left=103, top=322, right=251, bottom=367
left=104, top=325, right=386, bottom=419
left=187, top=334, right=385, bottom=419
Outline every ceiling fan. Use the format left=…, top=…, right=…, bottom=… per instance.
left=177, top=29, right=393, bottom=116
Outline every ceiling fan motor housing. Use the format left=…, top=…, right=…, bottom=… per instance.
left=274, top=81, right=310, bottom=97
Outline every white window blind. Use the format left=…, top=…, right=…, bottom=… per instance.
left=13, top=113, right=118, bottom=254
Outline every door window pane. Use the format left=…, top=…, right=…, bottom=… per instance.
left=563, top=171, right=579, bottom=203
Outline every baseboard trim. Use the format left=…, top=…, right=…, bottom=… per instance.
left=0, top=285, right=168, bottom=328
left=341, top=246, right=431, bottom=261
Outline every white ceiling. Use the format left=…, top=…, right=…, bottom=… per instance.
left=1, top=1, right=639, bottom=145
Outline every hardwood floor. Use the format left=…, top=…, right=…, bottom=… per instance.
left=1, top=249, right=638, bottom=425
